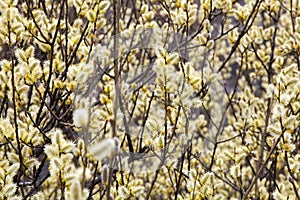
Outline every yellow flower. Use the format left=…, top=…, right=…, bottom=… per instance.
left=282, top=143, right=295, bottom=152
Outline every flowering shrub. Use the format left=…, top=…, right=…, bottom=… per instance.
left=0, top=0, right=300, bottom=199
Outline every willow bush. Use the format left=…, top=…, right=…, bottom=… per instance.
left=0, top=0, right=299, bottom=199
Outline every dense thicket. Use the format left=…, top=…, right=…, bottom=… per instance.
left=0, top=0, right=299, bottom=199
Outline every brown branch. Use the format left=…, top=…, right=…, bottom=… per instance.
left=8, top=20, right=24, bottom=197
left=242, top=133, right=284, bottom=200
left=218, top=0, right=263, bottom=72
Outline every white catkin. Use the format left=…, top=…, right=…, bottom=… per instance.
left=89, top=138, right=115, bottom=161
left=101, top=164, right=109, bottom=184
left=70, top=180, right=82, bottom=200
left=73, top=108, right=89, bottom=128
